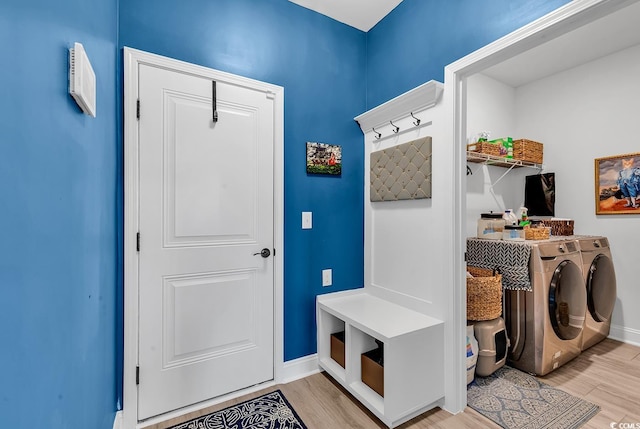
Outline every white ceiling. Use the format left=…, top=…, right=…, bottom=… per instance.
left=482, top=1, right=640, bottom=87
left=288, top=0, right=404, bottom=32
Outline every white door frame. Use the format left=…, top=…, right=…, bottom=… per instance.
left=122, top=47, right=284, bottom=428
left=443, top=0, right=636, bottom=413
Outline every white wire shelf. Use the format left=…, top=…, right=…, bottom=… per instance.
left=466, top=151, right=542, bottom=169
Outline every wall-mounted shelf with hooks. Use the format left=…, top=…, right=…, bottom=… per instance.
left=466, top=151, right=542, bottom=169
left=355, top=80, right=443, bottom=140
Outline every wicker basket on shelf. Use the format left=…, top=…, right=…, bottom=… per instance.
left=539, top=219, right=574, bottom=236
left=466, top=141, right=502, bottom=157
left=512, top=139, right=544, bottom=164
left=466, top=266, right=502, bottom=321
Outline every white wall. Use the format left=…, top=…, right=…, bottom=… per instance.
left=467, top=73, right=517, bottom=143
left=364, top=102, right=447, bottom=321
left=515, top=43, right=640, bottom=342
left=465, top=43, right=640, bottom=343
left=465, top=74, right=534, bottom=237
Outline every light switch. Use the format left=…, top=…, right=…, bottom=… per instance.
left=302, top=211, right=312, bottom=229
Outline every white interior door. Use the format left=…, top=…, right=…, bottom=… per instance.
left=137, top=63, right=275, bottom=420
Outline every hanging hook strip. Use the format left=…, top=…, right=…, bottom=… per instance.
left=410, top=112, right=421, bottom=126
left=390, top=120, right=399, bottom=133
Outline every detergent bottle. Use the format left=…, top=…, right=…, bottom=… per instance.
left=502, top=209, right=518, bottom=225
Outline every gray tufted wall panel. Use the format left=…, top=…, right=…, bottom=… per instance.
left=370, top=136, right=432, bottom=202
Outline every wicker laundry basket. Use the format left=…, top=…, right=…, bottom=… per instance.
left=467, top=266, right=503, bottom=321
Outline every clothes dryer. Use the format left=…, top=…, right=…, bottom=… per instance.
left=577, top=236, right=617, bottom=350
left=504, top=240, right=586, bottom=375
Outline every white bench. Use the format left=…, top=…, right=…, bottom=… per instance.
left=317, top=289, right=444, bottom=428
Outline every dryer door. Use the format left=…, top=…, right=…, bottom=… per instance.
left=587, top=254, right=617, bottom=322
left=549, top=260, right=586, bottom=340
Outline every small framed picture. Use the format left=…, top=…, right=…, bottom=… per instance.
left=595, top=152, right=640, bottom=215
left=306, top=142, right=342, bottom=176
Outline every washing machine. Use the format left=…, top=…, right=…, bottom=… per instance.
left=504, top=240, right=586, bottom=376
left=576, top=236, right=617, bottom=350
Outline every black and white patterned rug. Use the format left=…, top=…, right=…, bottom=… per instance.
left=169, top=390, right=307, bottom=429
left=467, top=366, right=599, bottom=429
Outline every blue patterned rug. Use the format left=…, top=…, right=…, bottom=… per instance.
left=169, top=390, right=307, bottom=429
left=467, top=366, right=599, bottom=429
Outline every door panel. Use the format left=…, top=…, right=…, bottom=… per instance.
left=137, top=64, right=274, bottom=420
left=164, top=270, right=256, bottom=365
left=166, top=91, right=259, bottom=244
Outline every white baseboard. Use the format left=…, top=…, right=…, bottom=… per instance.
left=113, top=410, right=123, bottom=429
left=279, top=354, right=320, bottom=384
left=609, top=324, right=640, bottom=347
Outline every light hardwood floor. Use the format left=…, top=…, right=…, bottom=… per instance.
left=150, top=339, right=640, bottom=429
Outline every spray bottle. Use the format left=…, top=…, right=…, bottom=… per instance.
left=519, top=207, right=530, bottom=227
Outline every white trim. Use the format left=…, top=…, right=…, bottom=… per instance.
left=122, top=47, right=285, bottom=428
left=354, top=80, right=443, bottom=134
left=279, top=354, right=321, bottom=384
left=112, top=411, right=123, bottom=429
left=441, top=66, right=466, bottom=415
left=122, top=46, right=140, bottom=429
left=443, top=0, right=639, bottom=415
left=609, top=324, right=640, bottom=347
left=272, top=72, right=286, bottom=387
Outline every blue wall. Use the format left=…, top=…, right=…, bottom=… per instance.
left=119, top=0, right=367, bottom=362
left=0, top=0, right=579, bottom=426
left=0, top=0, right=118, bottom=427
left=366, top=0, right=572, bottom=109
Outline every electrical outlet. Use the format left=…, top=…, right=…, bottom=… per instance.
left=322, top=269, right=332, bottom=287
left=302, top=212, right=312, bottom=229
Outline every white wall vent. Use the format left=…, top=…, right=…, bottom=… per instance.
left=69, top=42, right=96, bottom=117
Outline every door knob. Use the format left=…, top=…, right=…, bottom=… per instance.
left=253, top=248, right=271, bottom=258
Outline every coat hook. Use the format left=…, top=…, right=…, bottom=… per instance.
left=390, top=120, right=399, bottom=133
left=372, top=127, right=382, bottom=139
left=410, top=112, right=421, bottom=126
